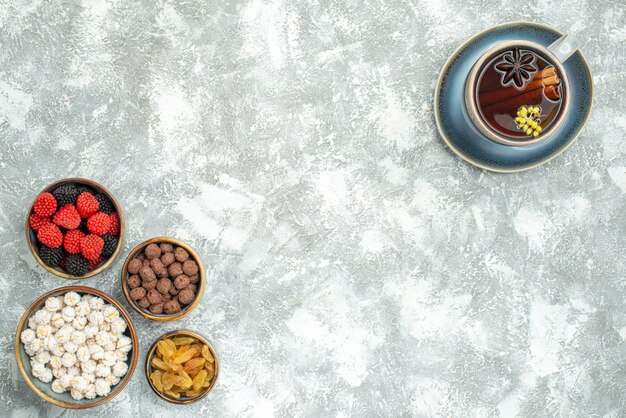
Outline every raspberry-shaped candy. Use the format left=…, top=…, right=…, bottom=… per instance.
left=88, top=256, right=103, bottom=271
left=80, top=234, right=104, bottom=261
left=63, top=229, right=85, bottom=254
left=95, top=193, right=115, bottom=214
left=87, top=213, right=111, bottom=236
left=29, top=214, right=51, bottom=231
left=37, top=224, right=63, bottom=248
left=52, top=184, right=79, bottom=207
left=33, top=192, right=57, bottom=217
left=108, top=213, right=120, bottom=236
left=65, top=254, right=88, bottom=276
left=76, top=192, right=99, bottom=218
left=53, top=204, right=81, bottom=229
left=40, top=245, right=64, bottom=267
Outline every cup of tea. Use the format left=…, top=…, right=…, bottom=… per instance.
left=465, top=35, right=578, bottom=146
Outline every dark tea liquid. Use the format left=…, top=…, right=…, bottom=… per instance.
left=475, top=47, right=565, bottom=140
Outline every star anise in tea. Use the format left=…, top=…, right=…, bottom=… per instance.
left=494, top=48, right=537, bottom=89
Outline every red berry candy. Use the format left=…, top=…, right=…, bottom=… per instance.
left=108, top=212, right=120, bottom=236
left=87, top=212, right=111, bottom=235
left=33, top=192, right=57, bottom=217
left=52, top=204, right=81, bottom=229
left=29, top=214, right=51, bottom=231
left=80, top=234, right=104, bottom=261
left=76, top=192, right=99, bottom=218
left=87, top=256, right=103, bottom=271
left=63, top=229, right=85, bottom=254
left=37, top=224, right=63, bottom=248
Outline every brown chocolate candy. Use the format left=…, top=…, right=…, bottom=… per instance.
left=129, top=287, right=146, bottom=300
left=149, top=302, right=164, bottom=314
left=159, top=243, right=174, bottom=253
left=186, top=283, right=197, bottom=294
left=163, top=300, right=181, bottom=314
left=142, top=278, right=157, bottom=290
left=147, top=289, right=162, bottom=304
left=142, top=259, right=151, bottom=268
left=168, top=262, right=183, bottom=278
left=138, top=297, right=150, bottom=309
left=156, top=278, right=172, bottom=295
left=127, top=274, right=141, bottom=289
left=161, top=253, right=175, bottom=267
left=128, top=259, right=142, bottom=274
left=145, top=243, right=161, bottom=260
left=139, top=266, right=156, bottom=281
left=137, top=253, right=146, bottom=262
left=162, top=292, right=172, bottom=301
left=174, top=247, right=189, bottom=262
left=174, top=274, right=190, bottom=290
left=157, top=269, right=169, bottom=278
left=177, top=288, right=195, bottom=305
left=182, top=260, right=198, bottom=276
left=150, top=258, right=164, bottom=272
left=189, top=274, right=199, bottom=284
left=169, top=286, right=179, bottom=296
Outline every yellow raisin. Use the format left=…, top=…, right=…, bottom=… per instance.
left=185, top=389, right=201, bottom=398
left=165, top=359, right=183, bottom=372
left=165, top=389, right=180, bottom=399
left=162, top=372, right=175, bottom=391
left=173, top=346, right=198, bottom=364
left=201, top=345, right=214, bottom=363
left=171, top=336, right=197, bottom=346
left=170, top=374, right=192, bottom=389
left=185, top=357, right=205, bottom=370
left=192, top=370, right=207, bottom=391
left=151, top=357, right=171, bottom=371
left=150, top=371, right=164, bottom=392
left=157, top=340, right=176, bottom=360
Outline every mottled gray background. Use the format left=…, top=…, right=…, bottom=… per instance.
left=0, top=0, right=625, bottom=417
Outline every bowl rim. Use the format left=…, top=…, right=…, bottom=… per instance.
left=14, top=285, right=139, bottom=409
left=26, top=178, right=126, bottom=280
left=145, top=329, right=219, bottom=404
left=120, top=237, right=206, bottom=322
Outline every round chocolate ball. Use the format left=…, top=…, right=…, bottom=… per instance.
left=128, top=259, right=142, bottom=274
left=127, top=274, right=141, bottom=289
left=145, top=243, right=161, bottom=260
left=174, top=247, right=189, bottom=262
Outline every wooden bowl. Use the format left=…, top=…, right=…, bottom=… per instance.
left=14, top=286, right=139, bottom=409
left=121, top=237, right=206, bottom=322
left=26, top=178, right=125, bottom=279
left=145, top=329, right=219, bottom=404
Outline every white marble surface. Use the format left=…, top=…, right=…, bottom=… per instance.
left=1, top=0, right=625, bottom=417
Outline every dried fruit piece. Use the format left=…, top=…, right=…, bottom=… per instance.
left=173, top=346, right=197, bottom=364
left=165, top=389, right=180, bottom=399
left=161, top=372, right=175, bottom=391
left=151, top=357, right=171, bottom=371
left=157, top=340, right=176, bottom=360
left=150, top=371, right=164, bottom=392
left=184, top=357, right=205, bottom=370
left=202, top=345, right=214, bottom=363
left=171, top=336, right=197, bottom=346
left=192, top=370, right=207, bottom=391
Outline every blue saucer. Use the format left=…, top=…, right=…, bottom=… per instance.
left=434, top=22, right=593, bottom=172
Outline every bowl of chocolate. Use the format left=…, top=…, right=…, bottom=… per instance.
left=26, top=178, right=125, bottom=280
left=121, top=238, right=205, bottom=321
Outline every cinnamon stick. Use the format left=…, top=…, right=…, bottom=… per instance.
left=480, top=67, right=560, bottom=107
left=482, top=86, right=544, bottom=114
left=544, top=85, right=561, bottom=101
